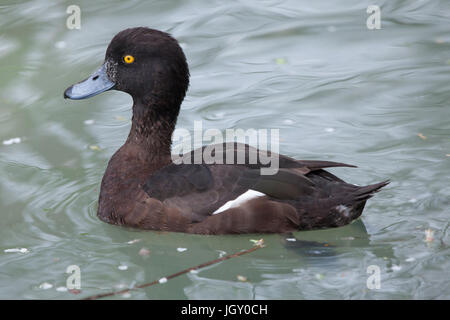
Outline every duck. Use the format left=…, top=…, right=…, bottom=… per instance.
left=64, top=27, right=388, bottom=234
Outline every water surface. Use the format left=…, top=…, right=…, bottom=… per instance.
left=0, top=0, right=449, bottom=299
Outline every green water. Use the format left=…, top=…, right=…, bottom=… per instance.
left=0, top=0, right=449, bottom=299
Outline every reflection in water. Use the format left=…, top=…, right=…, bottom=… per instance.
left=93, top=219, right=399, bottom=300
left=284, top=220, right=396, bottom=268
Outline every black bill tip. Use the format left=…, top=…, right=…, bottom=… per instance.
left=64, top=63, right=115, bottom=100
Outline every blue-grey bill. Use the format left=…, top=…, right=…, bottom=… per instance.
left=64, top=63, right=115, bottom=100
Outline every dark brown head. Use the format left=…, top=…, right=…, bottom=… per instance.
left=64, top=27, right=189, bottom=111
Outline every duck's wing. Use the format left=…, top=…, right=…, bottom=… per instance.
left=143, top=163, right=248, bottom=222
left=173, top=142, right=355, bottom=172
left=143, top=163, right=214, bottom=200
left=142, top=143, right=356, bottom=222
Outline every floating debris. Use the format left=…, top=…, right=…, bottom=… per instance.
left=286, top=238, right=296, bottom=242
left=114, top=115, right=127, bottom=121
left=4, top=248, right=29, bottom=254
left=324, top=127, right=335, bottom=133
left=408, top=198, right=418, bottom=203
left=84, top=119, right=95, bottom=125
left=236, top=275, right=248, bottom=282
left=127, top=239, right=141, bottom=244
left=89, top=145, right=101, bottom=151
left=216, top=250, right=226, bottom=258
left=341, top=236, right=355, bottom=241
left=54, top=41, right=66, bottom=49
left=417, top=133, right=427, bottom=140
left=56, top=286, right=68, bottom=292
left=39, top=282, right=53, bottom=290
left=2, top=137, right=21, bottom=145
left=83, top=242, right=265, bottom=300
left=158, top=277, right=168, bottom=284
left=138, top=248, right=150, bottom=256
left=121, top=292, right=131, bottom=298
left=115, top=283, right=127, bottom=289
left=391, top=265, right=402, bottom=271
left=177, top=247, right=187, bottom=253
left=405, top=257, right=416, bottom=262
left=190, top=269, right=199, bottom=274
left=275, top=58, right=287, bottom=65
left=118, top=265, right=128, bottom=271
left=249, top=239, right=265, bottom=247
left=283, top=119, right=294, bottom=125
left=315, top=273, right=325, bottom=280
left=424, top=228, right=434, bottom=243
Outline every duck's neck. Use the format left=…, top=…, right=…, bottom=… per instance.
left=126, top=97, right=179, bottom=164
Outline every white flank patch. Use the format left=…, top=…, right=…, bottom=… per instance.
left=213, top=189, right=265, bottom=215
left=335, top=204, right=351, bottom=217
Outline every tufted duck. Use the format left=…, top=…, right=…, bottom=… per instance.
left=64, top=27, right=388, bottom=234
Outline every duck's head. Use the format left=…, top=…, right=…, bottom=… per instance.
left=64, top=27, right=189, bottom=107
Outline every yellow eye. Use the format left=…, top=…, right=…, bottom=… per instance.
left=123, top=55, right=135, bottom=64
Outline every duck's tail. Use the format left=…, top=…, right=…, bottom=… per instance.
left=353, top=180, right=390, bottom=201
left=346, top=180, right=390, bottom=220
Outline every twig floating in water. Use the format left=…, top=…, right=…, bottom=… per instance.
left=82, top=240, right=265, bottom=300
